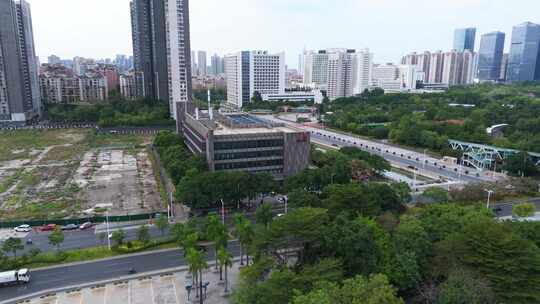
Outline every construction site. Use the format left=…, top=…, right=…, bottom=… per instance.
left=0, top=130, right=164, bottom=220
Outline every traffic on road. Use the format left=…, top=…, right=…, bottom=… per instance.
left=261, top=115, right=502, bottom=184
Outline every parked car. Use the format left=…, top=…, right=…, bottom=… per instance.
left=79, top=222, right=93, bottom=230
left=40, top=224, right=57, bottom=232
left=14, top=225, right=31, bottom=233
left=61, top=224, right=78, bottom=231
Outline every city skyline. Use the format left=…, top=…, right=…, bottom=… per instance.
left=26, top=0, right=540, bottom=67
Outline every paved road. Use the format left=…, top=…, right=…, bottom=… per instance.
left=0, top=241, right=240, bottom=303
left=4, top=199, right=286, bottom=254
left=16, top=225, right=166, bottom=254
left=492, top=198, right=540, bottom=217
left=261, top=115, right=500, bottom=184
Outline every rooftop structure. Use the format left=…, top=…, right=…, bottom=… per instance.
left=176, top=102, right=310, bottom=179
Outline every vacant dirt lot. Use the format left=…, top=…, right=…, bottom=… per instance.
left=0, top=130, right=164, bottom=220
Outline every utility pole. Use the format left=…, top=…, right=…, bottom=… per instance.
left=423, top=149, right=427, bottom=170
left=220, top=199, right=225, bottom=225
left=484, top=189, right=494, bottom=209
left=106, top=211, right=111, bottom=250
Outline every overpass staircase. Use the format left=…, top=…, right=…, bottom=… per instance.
left=449, top=140, right=540, bottom=170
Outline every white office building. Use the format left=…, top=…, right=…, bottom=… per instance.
left=352, top=49, right=373, bottom=95
left=303, top=48, right=372, bottom=98
left=315, top=48, right=373, bottom=100
left=224, top=50, right=285, bottom=108
left=303, top=50, right=329, bottom=87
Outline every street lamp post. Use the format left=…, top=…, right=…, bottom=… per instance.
left=284, top=197, right=288, bottom=214
left=423, top=149, right=427, bottom=171
left=220, top=199, right=225, bottom=225
left=106, top=211, right=111, bottom=250
left=484, top=189, right=494, bottom=209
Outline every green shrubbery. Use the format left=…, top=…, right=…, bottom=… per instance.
left=46, top=94, right=174, bottom=128
left=325, top=83, right=540, bottom=156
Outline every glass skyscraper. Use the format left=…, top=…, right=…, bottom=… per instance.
left=507, top=22, right=540, bottom=82
left=478, top=31, right=506, bottom=81
left=454, top=28, right=477, bottom=51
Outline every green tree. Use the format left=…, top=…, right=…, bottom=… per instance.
left=217, top=247, right=233, bottom=293
left=2, top=237, right=23, bottom=258
left=255, top=203, right=273, bottom=227
left=233, top=258, right=343, bottom=304
left=111, top=229, right=126, bottom=247
left=322, top=215, right=391, bottom=277
left=291, top=274, right=403, bottom=304
left=513, top=203, right=536, bottom=218
left=504, top=152, right=538, bottom=177
left=423, top=187, right=449, bottom=203
left=390, top=217, right=431, bottom=290
left=48, top=226, right=65, bottom=252
left=287, top=189, right=321, bottom=208
left=186, top=248, right=208, bottom=303
left=252, top=91, right=263, bottom=103
left=435, top=217, right=540, bottom=303
left=137, top=225, right=151, bottom=245
left=438, top=269, right=495, bottom=304
left=234, top=213, right=249, bottom=265
left=155, top=216, right=169, bottom=236
left=205, top=214, right=226, bottom=270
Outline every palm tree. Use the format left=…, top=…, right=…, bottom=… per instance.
left=186, top=248, right=208, bottom=303
left=217, top=247, right=233, bottom=293
left=241, top=221, right=255, bottom=265
left=182, top=232, right=199, bottom=254
left=205, top=214, right=224, bottom=270
left=233, top=213, right=247, bottom=265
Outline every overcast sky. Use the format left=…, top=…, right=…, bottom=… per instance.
left=27, top=0, right=540, bottom=68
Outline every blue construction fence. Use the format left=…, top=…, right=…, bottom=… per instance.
left=0, top=212, right=168, bottom=229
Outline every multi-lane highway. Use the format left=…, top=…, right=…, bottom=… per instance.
left=0, top=241, right=240, bottom=303
left=261, top=115, right=502, bottom=184
left=8, top=224, right=166, bottom=254
left=3, top=198, right=286, bottom=255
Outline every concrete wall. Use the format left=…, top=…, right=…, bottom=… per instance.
left=282, top=132, right=311, bottom=177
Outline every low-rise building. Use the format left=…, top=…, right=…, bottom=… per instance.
left=261, top=90, right=324, bottom=104
left=39, top=65, right=108, bottom=104
left=176, top=102, right=310, bottom=180
left=120, top=73, right=137, bottom=99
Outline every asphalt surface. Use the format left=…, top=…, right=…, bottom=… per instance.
left=4, top=199, right=286, bottom=255
left=492, top=198, right=540, bottom=217
left=14, top=225, right=166, bottom=254
left=261, top=115, right=498, bottom=184
left=0, top=241, right=240, bottom=303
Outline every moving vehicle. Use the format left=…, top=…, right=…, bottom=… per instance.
left=79, top=222, right=93, bottom=230
left=0, top=269, right=30, bottom=286
left=40, top=224, right=57, bottom=232
left=61, top=224, right=78, bottom=231
left=14, top=224, right=31, bottom=233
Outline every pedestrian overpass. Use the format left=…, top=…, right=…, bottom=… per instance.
left=449, top=139, right=540, bottom=170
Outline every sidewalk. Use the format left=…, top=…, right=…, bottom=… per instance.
left=21, top=261, right=242, bottom=304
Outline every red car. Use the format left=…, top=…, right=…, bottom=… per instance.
left=79, top=222, right=94, bottom=230
left=40, top=224, right=57, bottom=231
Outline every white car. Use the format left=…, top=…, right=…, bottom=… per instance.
left=14, top=225, right=31, bottom=233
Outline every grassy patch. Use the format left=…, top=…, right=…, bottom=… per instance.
left=2, top=238, right=178, bottom=270
left=16, top=169, right=41, bottom=191
left=148, top=148, right=169, bottom=207
left=88, top=133, right=149, bottom=148
left=0, top=169, right=23, bottom=194
left=0, top=130, right=88, bottom=162
left=40, top=145, right=87, bottom=163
